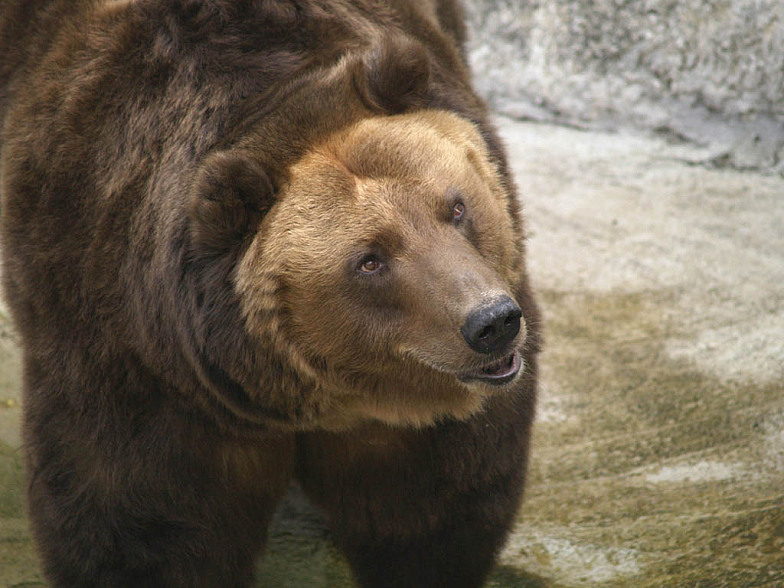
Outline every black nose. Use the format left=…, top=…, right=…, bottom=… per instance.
left=461, top=296, right=522, bottom=355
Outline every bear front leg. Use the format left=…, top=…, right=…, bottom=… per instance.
left=27, top=428, right=295, bottom=588
left=23, top=370, right=296, bottom=588
left=296, top=395, right=535, bottom=588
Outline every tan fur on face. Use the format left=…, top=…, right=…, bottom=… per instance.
left=236, top=110, right=526, bottom=428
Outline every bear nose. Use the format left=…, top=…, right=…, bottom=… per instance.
left=461, top=296, right=522, bottom=355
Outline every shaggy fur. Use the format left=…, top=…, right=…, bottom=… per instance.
left=0, top=1, right=540, bottom=586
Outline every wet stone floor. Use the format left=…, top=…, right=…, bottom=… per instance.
left=1, top=118, right=783, bottom=586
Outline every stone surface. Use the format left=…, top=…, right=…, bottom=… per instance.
left=464, top=0, right=784, bottom=173
left=2, top=116, right=783, bottom=586
left=498, top=116, right=784, bottom=587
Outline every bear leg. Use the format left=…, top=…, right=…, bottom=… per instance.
left=23, top=360, right=296, bottom=588
left=331, top=509, right=511, bottom=588
left=296, top=397, right=534, bottom=588
left=27, top=436, right=294, bottom=588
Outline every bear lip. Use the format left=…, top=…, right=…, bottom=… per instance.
left=457, top=351, right=522, bottom=386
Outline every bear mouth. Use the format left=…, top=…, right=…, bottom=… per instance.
left=457, top=351, right=522, bottom=386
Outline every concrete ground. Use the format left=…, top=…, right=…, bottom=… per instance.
left=1, top=117, right=783, bottom=586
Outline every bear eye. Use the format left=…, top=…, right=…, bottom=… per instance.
left=358, top=255, right=384, bottom=275
left=452, top=201, right=466, bottom=222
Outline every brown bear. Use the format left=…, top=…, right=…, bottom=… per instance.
left=0, top=1, right=540, bottom=586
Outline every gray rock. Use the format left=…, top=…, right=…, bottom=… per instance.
left=464, top=0, right=784, bottom=173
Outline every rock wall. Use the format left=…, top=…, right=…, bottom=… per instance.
left=464, top=0, right=784, bottom=172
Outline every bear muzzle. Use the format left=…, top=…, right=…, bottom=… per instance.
left=460, top=295, right=521, bottom=354
left=456, top=296, right=524, bottom=386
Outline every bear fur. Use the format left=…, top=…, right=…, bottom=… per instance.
left=0, top=1, right=541, bottom=586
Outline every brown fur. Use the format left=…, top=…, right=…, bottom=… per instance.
left=1, top=1, right=540, bottom=586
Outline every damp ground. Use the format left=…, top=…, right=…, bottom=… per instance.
left=1, top=118, right=783, bottom=586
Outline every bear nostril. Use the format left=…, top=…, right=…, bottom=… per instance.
left=478, top=325, right=495, bottom=341
left=461, top=296, right=522, bottom=355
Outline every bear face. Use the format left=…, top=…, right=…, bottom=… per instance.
left=229, top=111, right=528, bottom=427
left=178, top=35, right=535, bottom=431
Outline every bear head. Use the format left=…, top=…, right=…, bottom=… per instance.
left=185, top=36, right=532, bottom=430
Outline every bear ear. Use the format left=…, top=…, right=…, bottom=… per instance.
left=188, top=151, right=275, bottom=255
left=355, top=35, right=433, bottom=114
